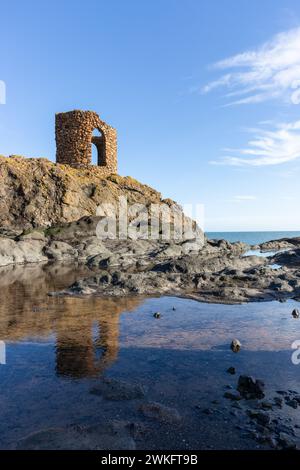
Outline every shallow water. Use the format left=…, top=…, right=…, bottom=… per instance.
left=243, top=248, right=289, bottom=258
left=268, top=263, right=282, bottom=270
left=0, top=263, right=300, bottom=449
left=242, top=248, right=288, bottom=270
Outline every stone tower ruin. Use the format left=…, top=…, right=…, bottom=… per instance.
left=55, top=110, right=117, bottom=175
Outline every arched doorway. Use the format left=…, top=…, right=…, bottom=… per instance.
left=91, top=128, right=106, bottom=166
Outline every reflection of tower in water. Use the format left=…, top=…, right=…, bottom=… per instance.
left=55, top=311, right=120, bottom=378
left=54, top=295, right=145, bottom=379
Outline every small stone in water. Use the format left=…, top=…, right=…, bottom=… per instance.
left=278, top=433, right=296, bottom=450
left=247, top=410, right=270, bottom=427
left=224, top=390, right=242, bottom=401
left=285, top=398, right=298, bottom=409
left=273, top=397, right=283, bottom=408
left=227, top=366, right=236, bottom=375
left=232, top=402, right=242, bottom=409
left=292, top=308, right=300, bottom=318
left=261, top=401, right=273, bottom=410
left=153, top=312, right=161, bottom=319
left=231, top=339, right=241, bottom=353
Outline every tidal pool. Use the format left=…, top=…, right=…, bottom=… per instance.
left=0, top=263, right=299, bottom=450
left=243, top=248, right=291, bottom=258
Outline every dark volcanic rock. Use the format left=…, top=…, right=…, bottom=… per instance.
left=271, top=248, right=300, bottom=268
left=277, top=433, right=297, bottom=450
left=48, top=237, right=300, bottom=304
left=285, top=397, right=298, bottom=409
left=153, top=312, right=161, bottom=319
left=237, top=375, right=265, bottom=399
left=248, top=410, right=270, bottom=427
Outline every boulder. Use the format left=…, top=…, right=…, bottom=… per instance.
left=0, top=238, right=47, bottom=266
left=247, top=410, right=270, bottom=427
left=237, top=375, right=265, bottom=399
left=43, top=241, right=78, bottom=261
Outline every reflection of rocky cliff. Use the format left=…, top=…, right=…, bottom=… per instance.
left=0, top=263, right=142, bottom=377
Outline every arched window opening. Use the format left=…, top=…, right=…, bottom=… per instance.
left=91, top=128, right=106, bottom=166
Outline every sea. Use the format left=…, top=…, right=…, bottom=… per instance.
left=206, top=231, right=300, bottom=245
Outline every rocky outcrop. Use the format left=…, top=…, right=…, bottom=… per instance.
left=2, top=208, right=300, bottom=304
left=43, top=231, right=300, bottom=303
left=0, top=155, right=183, bottom=232
left=256, top=237, right=300, bottom=252
left=2, top=155, right=300, bottom=306
left=0, top=213, right=203, bottom=267
left=271, top=249, right=300, bottom=268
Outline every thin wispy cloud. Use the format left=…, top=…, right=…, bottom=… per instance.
left=211, top=120, right=300, bottom=167
left=202, top=27, right=300, bottom=105
left=233, top=195, right=257, bottom=201
left=223, top=195, right=257, bottom=204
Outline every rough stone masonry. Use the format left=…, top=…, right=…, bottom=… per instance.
left=55, top=110, right=117, bottom=175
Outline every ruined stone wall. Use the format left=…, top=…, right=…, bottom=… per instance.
left=55, top=110, right=117, bottom=175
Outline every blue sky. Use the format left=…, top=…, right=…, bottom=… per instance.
left=1, top=0, right=300, bottom=231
